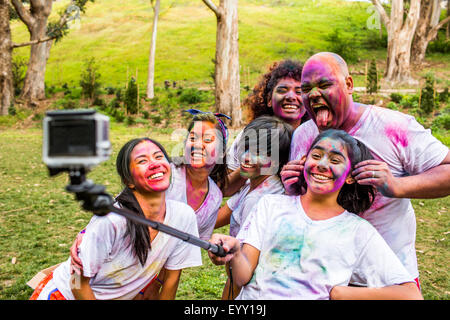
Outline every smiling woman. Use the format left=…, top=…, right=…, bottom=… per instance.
left=30, top=137, right=202, bottom=300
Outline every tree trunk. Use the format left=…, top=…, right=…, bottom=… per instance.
left=203, top=0, right=242, bottom=128
left=447, top=0, right=450, bottom=39
left=146, top=0, right=160, bottom=99
left=19, top=1, right=53, bottom=103
left=0, top=0, right=13, bottom=115
left=372, top=0, right=421, bottom=86
left=411, top=0, right=448, bottom=66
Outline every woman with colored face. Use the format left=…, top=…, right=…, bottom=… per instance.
left=208, top=130, right=422, bottom=300
left=30, top=138, right=202, bottom=300
left=166, top=111, right=229, bottom=241
left=225, top=59, right=308, bottom=197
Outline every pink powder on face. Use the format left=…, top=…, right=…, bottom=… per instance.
left=384, top=124, right=409, bottom=147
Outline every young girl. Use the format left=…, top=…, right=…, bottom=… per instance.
left=31, top=138, right=202, bottom=300
left=166, top=109, right=229, bottom=241
left=215, top=115, right=292, bottom=237
left=214, top=115, right=292, bottom=299
left=209, top=130, right=422, bottom=300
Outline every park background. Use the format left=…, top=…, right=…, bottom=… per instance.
left=0, top=0, right=449, bottom=299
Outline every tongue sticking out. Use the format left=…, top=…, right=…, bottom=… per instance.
left=316, top=108, right=330, bottom=127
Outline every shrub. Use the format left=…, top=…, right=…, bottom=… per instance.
left=386, top=102, right=398, bottom=110
left=125, top=116, right=136, bottom=126
left=12, top=56, right=27, bottom=96
left=420, top=73, right=436, bottom=114
left=124, top=77, right=138, bottom=114
left=431, top=113, right=450, bottom=131
left=80, top=58, right=102, bottom=101
left=142, top=110, right=150, bottom=119
left=366, top=59, right=378, bottom=94
left=400, top=94, right=419, bottom=109
left=150, top=114, right=162, bottom=125
left=439, top=88, right=449, bottom=104
left=179, top=88, right=208, bottom=104
left=390, top=92, right=403, bottom=104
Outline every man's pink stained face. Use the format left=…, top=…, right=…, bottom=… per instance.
left=270, top=77, right=305, bottom=123
left=129, top=140, right=171, bottom=193
left=184, top=121, right=221, bottom=170
left=300, top=57, right=352, bottom=130
left=303, top=137, right=352, bottom=195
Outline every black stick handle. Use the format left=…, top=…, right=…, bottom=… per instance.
left=107, top=204, right=227, bottom=257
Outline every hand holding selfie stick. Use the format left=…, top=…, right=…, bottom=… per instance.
left=43, top=110, right=227, bottom=258
left=65, top=169, right=227, bottom=258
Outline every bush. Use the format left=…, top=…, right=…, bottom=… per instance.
left=366, top=59, right=378, bottom=94
left=105, top=86, right=116, bottom=95
left=150, top=114, right=162, bottom=125
left=124, top=77, right=138, bottom=114
left=12, top=56, right=27, bottom=96
left=439, top=88, right=449, bottom=104
left=386, top=102, right=398, bottom=110
left=179, top=88, right=207, bottom=104
left=142, top=110, right=150, bottom=119
left=80, top=58, right=102, bottom=101
left=420, top=73, right=436, bottom=114
left=431, top=113, right=450, bottom=131
left=125, top=116, right=136, bottom=126
left=427, top=31, right=450, bottom=54
left=390, top=92, right=403, bottom=104
left=400, top=94, right=419, bottom=109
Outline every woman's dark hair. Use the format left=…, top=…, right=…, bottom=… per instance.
left=238, top=115, right=293, bottom=177
left=298, top=129, right=376, bottom=214
left=244, top=59, right=307, bottom=122
left=115, top=137, right=171, bottom=266
left=174, top=112, right=229, bottom=189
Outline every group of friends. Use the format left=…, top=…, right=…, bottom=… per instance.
left=30, top=52, right=450, bottom=300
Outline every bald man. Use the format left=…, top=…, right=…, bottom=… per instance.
left=281, top=52, right=450, bottom=288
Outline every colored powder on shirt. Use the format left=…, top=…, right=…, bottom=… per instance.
left=384, top=124, right=409, bottom=147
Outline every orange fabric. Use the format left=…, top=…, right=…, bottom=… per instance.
left=29, top=272, right=66, bottom=300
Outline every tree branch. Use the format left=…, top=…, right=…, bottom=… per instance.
left=427, top=16, right=450, bottom=41
left=202, top=0, right=221, bottom=19
left=12, top=36, right=55, bottom=48
left=370, top=0, right=390, bottom=29
left=10, top=0, right=35, bottom=28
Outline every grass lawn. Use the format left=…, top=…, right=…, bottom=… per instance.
left=0, top=123, right=448, bottom=300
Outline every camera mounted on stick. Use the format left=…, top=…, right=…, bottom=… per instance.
left=42, top=109, right=226, bottom=257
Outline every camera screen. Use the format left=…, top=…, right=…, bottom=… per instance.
left=48, top=119, right=96, bottom=157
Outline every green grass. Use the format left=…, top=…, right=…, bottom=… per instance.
left=0, top=125, right=448, bottom=300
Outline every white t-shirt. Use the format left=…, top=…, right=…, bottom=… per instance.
left=51, top=200, right=202, bottom=300
left=227, top=129, right=244, bottom=171
left=289, top=105, right=449, bottom=279
left=165, top=163, right=223, bottom=240
left=228, top=175, right=284, bottom=237
left=236, top=194, right=414, bottom=300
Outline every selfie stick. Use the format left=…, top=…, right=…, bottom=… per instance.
left=65, top=169, right=227, bottom=257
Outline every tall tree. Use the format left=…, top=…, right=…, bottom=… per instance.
left=10, top=0, right=93, bottom=104
left=11, top=0, right=54, bottom=103
left=411, top=0, right=450, bottom=66
left=146, top=0, right=160, bottom=99
left=202, top=0, right=242, bottom=127
left=0, top=0, right=14, bottom=115
left=371, top=0, right=421, bottom=85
